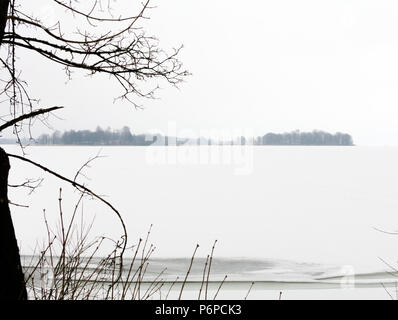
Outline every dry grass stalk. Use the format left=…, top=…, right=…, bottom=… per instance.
left=23, top=194, right=253, bottom=300
left=244, top=282, right=255, bottom=300
left=198, top=254, right=209, bottom=300
left=205, top=240, right=217, bottom=300
left=178, top=244, right=199, bottom=300
left=213, top=275, right=227, bottom=300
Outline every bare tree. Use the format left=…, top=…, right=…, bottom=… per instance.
left=0, top=0, right=188, bottom=299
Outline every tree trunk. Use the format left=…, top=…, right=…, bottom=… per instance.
left=0, top=2, right=28, bottom=300
left=0, top=0, right=10, bottom=45
left=0, top=147, right=27, bottom=300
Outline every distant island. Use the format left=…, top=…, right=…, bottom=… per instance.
left=30, top=127, right=354, bottom=146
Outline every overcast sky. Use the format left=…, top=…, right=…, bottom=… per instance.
left=10, top=0, right=398, bottom=145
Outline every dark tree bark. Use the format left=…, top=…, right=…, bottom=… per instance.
left=0, top=147, right=27, bottom=300
left=0, top=9, right=58, bottom=299
left=0, top=2, right=27, bottom=300
left=0, top=0, right=10, bottom=45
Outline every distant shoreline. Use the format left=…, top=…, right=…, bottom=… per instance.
left=33, top=128, right=355, bottom=146
left=0, top=143, right=356, bottom=147
left=0, top=129, right=355, bottom=146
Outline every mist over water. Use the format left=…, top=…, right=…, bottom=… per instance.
left=6, top=145, right=398, bottom=282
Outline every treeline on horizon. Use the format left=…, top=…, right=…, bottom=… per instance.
left=36, top=127, right=354, bottom=146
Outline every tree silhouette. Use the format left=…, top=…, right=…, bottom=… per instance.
left=0, top=0, right=188, bottom=299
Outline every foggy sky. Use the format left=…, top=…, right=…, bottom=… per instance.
left=8, top=0, right=398, bottom=146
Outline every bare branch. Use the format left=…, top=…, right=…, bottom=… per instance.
left=6, top=152, right=128, bottom=274
left=0, top=106, right=63, bottom=132
left=0, top=0, right=189, bottom=139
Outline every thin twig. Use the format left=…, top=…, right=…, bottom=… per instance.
left=179, top=244, right=199, bottom=300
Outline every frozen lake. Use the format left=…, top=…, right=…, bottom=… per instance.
left=4, top=145, right=398, bottom=299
